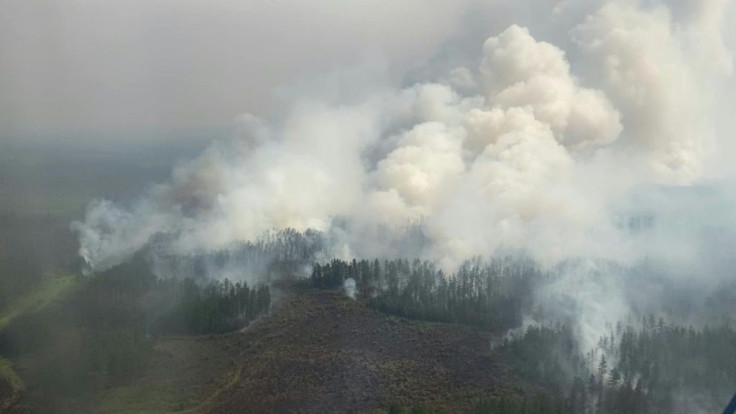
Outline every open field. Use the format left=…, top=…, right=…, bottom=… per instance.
left=0, top=275, right=79, bottom=413
left=12, top=336, right=237, bottom=414
left=0, top=275, right=79, bottom=331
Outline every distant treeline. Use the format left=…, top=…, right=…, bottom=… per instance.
left=73, top=252, right=272, bottom=336
left=310, top=257, right=541, bottom=331
left=150, top=228, right=324, bottom=281
left=1, top=255, right=271, bottom=355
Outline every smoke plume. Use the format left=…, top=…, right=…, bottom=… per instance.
left=73, top=0, right=734, bottom=350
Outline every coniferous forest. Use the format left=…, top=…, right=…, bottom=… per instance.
left=310, top=257, right=539, bottom=331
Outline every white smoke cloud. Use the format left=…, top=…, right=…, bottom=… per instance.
left=373, top=121, right=466, bottom=220
left=74, top=0, right=733, bottom=268
left=571, top=0, right=734, bottom=183
left=480, top=25, right=622, bottom=151
left=72, top=0, right=733, bottom=350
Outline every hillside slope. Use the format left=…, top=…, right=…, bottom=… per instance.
left=207, top=290, right=512, bottom=413
left=7, top=287, right=517, bottom=413
left=0, top=275, right=79, bottom=412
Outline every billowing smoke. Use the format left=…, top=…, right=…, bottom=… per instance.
left=73, top=0, right=734, bottom=350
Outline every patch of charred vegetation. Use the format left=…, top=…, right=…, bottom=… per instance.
left=206, top=289, right=506, bottom=413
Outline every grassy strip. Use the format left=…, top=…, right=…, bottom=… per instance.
left=0, top=274, right=79, bottom=330
left=0, top=356, right=24, bottom=411
left=0, top=274, right=78, bottom=411
left=186, top=365, right=243, bottom=413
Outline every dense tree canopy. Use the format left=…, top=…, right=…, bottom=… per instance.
left=311, top=257, right=540, bottom=331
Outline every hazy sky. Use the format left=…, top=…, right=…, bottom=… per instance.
left=3, top=0, right=734, bottom=146
left=0, top=0, right=491, bottom=140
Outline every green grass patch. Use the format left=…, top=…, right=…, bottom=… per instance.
left=0, top=357, right=23, bottom=389
left=0, top=274, right=79, bottom=330
left=93, top=365, right=241, bottom=413
left=0, top=356, right=24, bottom=410
left=95, top=380, right=184, bottom=414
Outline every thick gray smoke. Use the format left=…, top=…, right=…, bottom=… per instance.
left=73, top=0, right=734, bottom=350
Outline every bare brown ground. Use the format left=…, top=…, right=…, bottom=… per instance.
left=206, top=290, right=513, bottom=413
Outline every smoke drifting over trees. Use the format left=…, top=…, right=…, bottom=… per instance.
left=70, top=0, right=735, bottom=376
left=5, top=1, right=736, bottom=412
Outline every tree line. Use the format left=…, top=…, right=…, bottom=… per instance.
left=311, top=256, right=541, bottom=331
left=149, top=228, right=324, bottom=281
